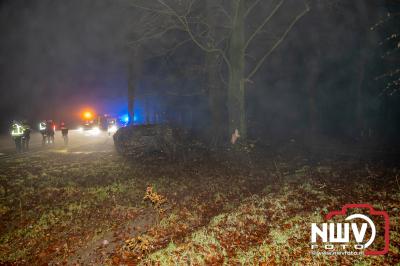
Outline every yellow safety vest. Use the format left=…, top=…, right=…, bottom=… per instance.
left=11, top=124, right=24, bottom=137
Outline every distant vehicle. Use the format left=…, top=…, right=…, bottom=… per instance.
left=78, top=121, right=100, bottom=135
left=107, top=118, right=118, bottom=136
left=98, top=114, right=110, bottom=130
left=80, top=122, right=93, bottom=131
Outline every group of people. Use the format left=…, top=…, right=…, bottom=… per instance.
left=39, top=120, right=56, bottom=145
left=10, top=120, right=69, bottom=153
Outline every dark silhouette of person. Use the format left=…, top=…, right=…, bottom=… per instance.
left=22, top=122, right=31, bottom=151
left=60, top=122, right=69, bottom=145
left=46, top=120, right=55, bottom=144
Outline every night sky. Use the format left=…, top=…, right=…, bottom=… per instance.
left=0, top=0, right=134, bottom=130
left=0, top=0, right=397, bottom=139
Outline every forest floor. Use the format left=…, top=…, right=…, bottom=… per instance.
left=0, top=143, right=399, bottom=265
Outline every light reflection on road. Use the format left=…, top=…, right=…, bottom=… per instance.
left=0, top=129, right=115, bottom=158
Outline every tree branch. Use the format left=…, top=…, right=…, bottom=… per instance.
left=149, top=29, right=209, bottom=59
left=147, top=38, right=192, bottom=59
left=244, top=0, right=284, bottom=51
left=247, top=3, right=309, bottom=80
left=244, top=0, right=261, bottom=18
left=128, top=25, right=180, bottom=45
left=129, top=2, right=172, bottom=15
left=216, top=4, right=233, bottom=24
left=157, top=0, right=232, bottom=71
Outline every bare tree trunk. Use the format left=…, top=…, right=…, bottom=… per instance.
left=354, top=0, right=369, bottom=138
left=205, top=0, right=227, bottom=146
left=355, top=57, right=366, bottom=137
left=228, top=0, right=246, bottom=141
left=145, top=96, right=150, bottom=124
left=207, top=52, right=227, bottom=145
left=307, top=58, right=320, bottom=135
left=128, top=47, right=141, bottom=125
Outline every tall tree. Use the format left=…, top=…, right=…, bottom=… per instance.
left=205, top=0, right=227, bottom=145
left=127, top=47, right=142, bottom=125
left=372, top=2, right=400, bottom=96
left=129, top=0, right=309, bottom=141
left=228, top=0, right=246, bottom=139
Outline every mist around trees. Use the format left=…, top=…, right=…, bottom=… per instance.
left=124, top=0, right=400, bottom=149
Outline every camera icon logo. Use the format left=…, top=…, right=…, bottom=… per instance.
left=311, top=204, right=390, bottom=256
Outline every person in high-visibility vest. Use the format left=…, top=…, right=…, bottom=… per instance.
left=11, top=121, right=24, bottom=153
left=39, top=121, right=47, bottom=145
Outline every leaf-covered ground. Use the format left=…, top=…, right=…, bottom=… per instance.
left=0, top=147, right=399, bottom=265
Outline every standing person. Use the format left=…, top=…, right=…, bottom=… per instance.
left=10, top=121, right=24, bottom=153
left=22, top=121, right=31, bottom=151
left=46, top=120, right=55, bottom=144
left=39, top=121, right=47, bottom=145
left=60, top=122, right=69, bottom=145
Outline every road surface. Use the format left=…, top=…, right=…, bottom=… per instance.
left=0, top=129, right=115, bottom=159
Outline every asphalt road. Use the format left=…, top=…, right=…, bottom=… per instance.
left=0, top=129, right=115, bottom=159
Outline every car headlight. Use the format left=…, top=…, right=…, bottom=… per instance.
left=108, top=125, right=117, bottom=133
